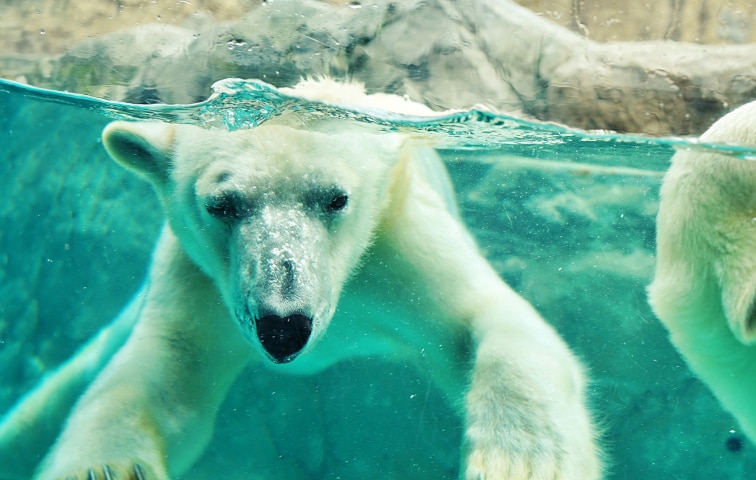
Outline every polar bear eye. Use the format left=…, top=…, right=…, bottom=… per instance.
left=326, top=192, right=349, bottom=213
left=205, top=193, right=243, bottom=219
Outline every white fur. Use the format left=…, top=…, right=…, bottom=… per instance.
left=2, top=80, right=599, bottom=480
left=280, top=77, right=440, bottom=116
left=649, top=100, right=756, bottom=442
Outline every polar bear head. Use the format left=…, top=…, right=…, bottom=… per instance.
left=103, top=121, right=404, bottom=363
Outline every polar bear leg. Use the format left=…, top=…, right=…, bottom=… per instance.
left=384, top=156, right=600, bottom=480
left=34, top=229, right=252, bottom=480
left=0, top=285, right=145, bottom=480
left=463, top=296, right=600, bottom=480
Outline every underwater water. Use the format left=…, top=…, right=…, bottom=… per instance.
left=1, top=77, right=756, bottom=479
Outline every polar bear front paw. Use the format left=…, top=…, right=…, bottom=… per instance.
left=462, top=387, right=599, bottom=480
left=462, top=409, right=599, bottom=480
left=464, top=440, right=564, bottom=480
left=50, top=462, right=164, bottom=480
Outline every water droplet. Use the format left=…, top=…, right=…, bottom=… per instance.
left=40, top=29, right=46, bottom=35
left=349, top=1, right=362, bottom=8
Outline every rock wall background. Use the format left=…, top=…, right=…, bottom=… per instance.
left=1, top=0, right=755, bottom=56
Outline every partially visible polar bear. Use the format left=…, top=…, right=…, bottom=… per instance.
left=0, top=79, right=599, bottom=480
left=649, top=100, right=756, bottom=443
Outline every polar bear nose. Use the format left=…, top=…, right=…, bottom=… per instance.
left=255, top=313, right=313, bottom=363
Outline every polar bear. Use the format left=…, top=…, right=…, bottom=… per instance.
left=0, top=80, right=599, bottom=479
left=649, top=100, right=756, bottom=443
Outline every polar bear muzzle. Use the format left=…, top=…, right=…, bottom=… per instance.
left=255, top=313, right=313, bottom=363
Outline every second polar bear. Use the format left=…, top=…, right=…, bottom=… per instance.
left=649, top=100, right=756, bottom=443
left=1, top=79, right=600, bottom=479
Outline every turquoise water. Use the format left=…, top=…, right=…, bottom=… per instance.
left=1, top=77, right=755, bottom=479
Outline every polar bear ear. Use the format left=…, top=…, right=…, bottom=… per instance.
left=102, top=121, right=176, bottom=185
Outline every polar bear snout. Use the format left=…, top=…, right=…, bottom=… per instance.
left=255, top=313, right=314, bottom=363
left=231, top=211, right=335, bottom=363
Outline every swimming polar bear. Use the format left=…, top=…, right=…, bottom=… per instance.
left=649, top=100, right=756, bottom=443
left=0, top=79, right=600, bottom=479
